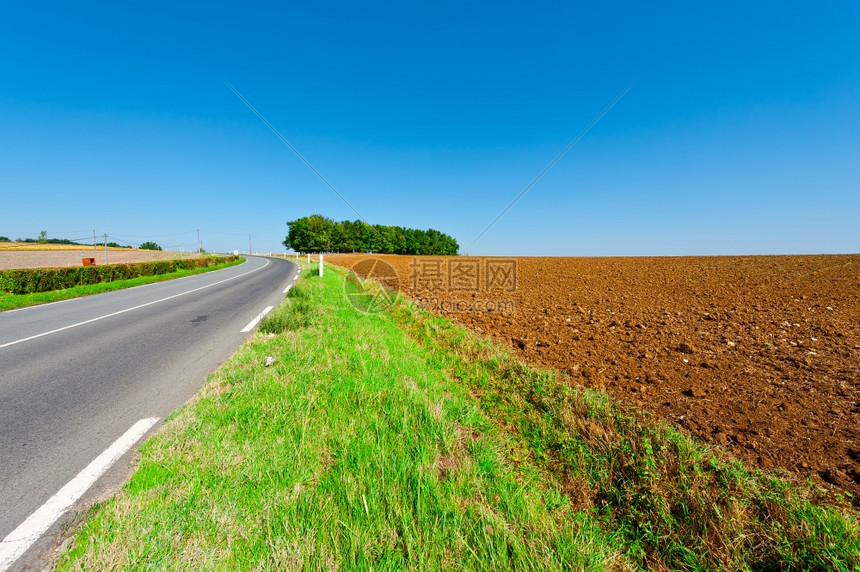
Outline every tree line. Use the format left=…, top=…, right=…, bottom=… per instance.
left=0, top=233, right=162, bottom=250
left=283, top=215, right=459, bottom=255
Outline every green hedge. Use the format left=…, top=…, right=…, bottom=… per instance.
left=0, top=256, right=239, bottom=295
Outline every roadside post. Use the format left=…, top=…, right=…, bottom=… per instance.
left=319, top=253, right=324, bottom=277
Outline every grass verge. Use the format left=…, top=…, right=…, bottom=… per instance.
left=53, top=262, right=859, bottom=571
left=0, top=258, right=245, bottom=312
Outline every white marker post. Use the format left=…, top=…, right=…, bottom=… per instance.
left=307, top=253, right=310, bottom=263
left=319, top=253, right=324, bottom=277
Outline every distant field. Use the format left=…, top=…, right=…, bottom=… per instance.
left=0, top=243, right=201, bottom=270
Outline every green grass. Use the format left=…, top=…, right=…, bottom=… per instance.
left=388, top=306, right=860, bottom=570
left=53, top=261, right=859, bottom=571
left=0, top=258, right=245, bottom=312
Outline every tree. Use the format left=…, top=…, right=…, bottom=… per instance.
left=283, top=216, right=459, bottom=255
left=139, top=241, right=162, bottom=251
left=37, top=230, right=48, bottom=244
left=0, top=236, right=10, bottom=243
left=283, top=214, right=334, bottom=252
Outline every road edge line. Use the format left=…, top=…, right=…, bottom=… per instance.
left=0, top=417, right=159, bottom=571
left=240, top=306, right=274, bottom=333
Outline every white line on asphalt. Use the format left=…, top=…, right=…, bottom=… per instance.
left=0, top=417, right=159, bottom=572
left=0, top=259, right=270, bottom=350
left=283, top=284, right=292, bottom=294
left=241, top=306, right=274, bottom=333
left=292, top=275, right=298, bottom=282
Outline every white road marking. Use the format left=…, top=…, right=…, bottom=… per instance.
left=0, top=418, right=159, bottom=572
left=292, top=274, right=298, bottom=282
left=241, top=306, right=274, bottom=333
left=283, top=284, right=292, bottom=294
left=0, top=259, right=270, bottom=350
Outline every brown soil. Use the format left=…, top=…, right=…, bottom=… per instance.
left=0, top=246, right=200, bottom=270
left=327, top=253, right=860, bottom=502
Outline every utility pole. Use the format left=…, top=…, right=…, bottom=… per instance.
left=197, top=229, right=201, bottom=254
left=93, top=230, right=97, bottom=251
left=249, top=235, right=252, bottom=255
left=104, top=234, right=109, bottom=264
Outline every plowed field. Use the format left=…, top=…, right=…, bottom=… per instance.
left=327, top=253, right=860, bottom=502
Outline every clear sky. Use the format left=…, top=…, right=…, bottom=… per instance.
left=2, top=1, right=858, bottom=255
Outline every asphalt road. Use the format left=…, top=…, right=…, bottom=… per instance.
left=0, top=256, right=298, bottom=570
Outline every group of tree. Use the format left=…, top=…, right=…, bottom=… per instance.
left=283, top=215, right=459, bottom=255
left=3, top=236, right=86, bottom=245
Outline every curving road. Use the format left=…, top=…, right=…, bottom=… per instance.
left=0, top=256, right=298, bottom=571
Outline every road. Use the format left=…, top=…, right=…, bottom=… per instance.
left=0, top=256, right=298, bottom=571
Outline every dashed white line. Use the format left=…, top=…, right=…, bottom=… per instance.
left=241, top=306, right=274, bottom=333
left=0, top=260, right=270, bottom=350
left=0, top=418, right=159, bottom=572
left=282, top=270, right=299, bottom=293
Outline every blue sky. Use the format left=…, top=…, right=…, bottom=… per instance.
left=2, top=1, right=858, bottom=255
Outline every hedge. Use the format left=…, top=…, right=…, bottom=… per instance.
left=0, top=256, right=240, bottom=295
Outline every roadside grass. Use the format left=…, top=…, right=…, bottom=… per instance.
left=387, top=303, right=860, bottom=569
left=54, top=262, right=859, bottom=571
left=0, top=258, right=245, bottom=312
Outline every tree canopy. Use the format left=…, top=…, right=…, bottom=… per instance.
left=283, top=215, right=459, bottom=255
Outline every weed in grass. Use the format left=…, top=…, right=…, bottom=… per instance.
left=259, top=282, right=313, bottom=334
